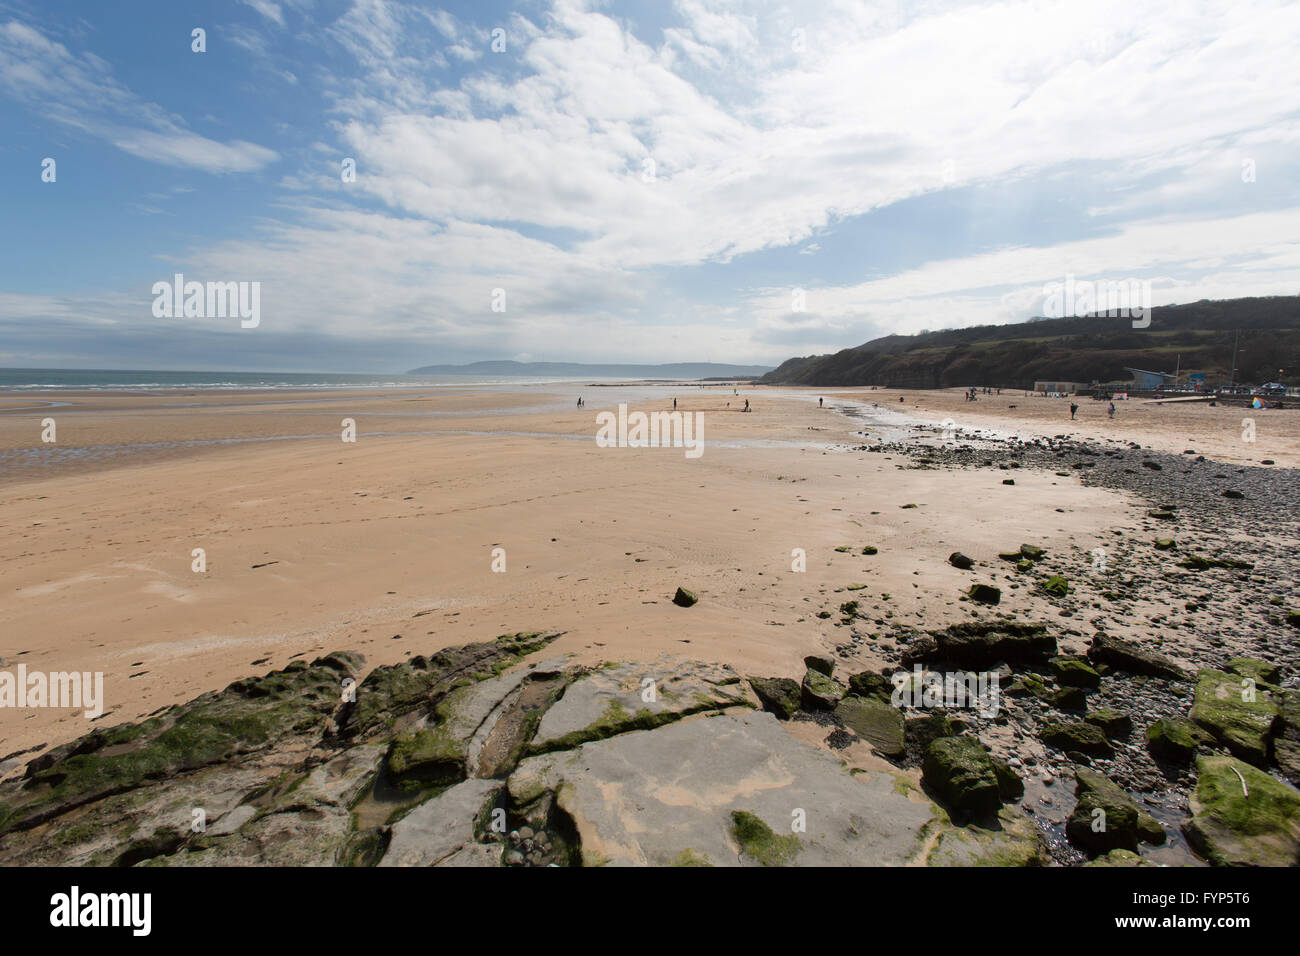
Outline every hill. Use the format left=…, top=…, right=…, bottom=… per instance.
left=760, top=297, right=1300, bottom=389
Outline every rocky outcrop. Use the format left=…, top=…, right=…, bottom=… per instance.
left=1184, top=756, right=1300, bottom=867
left=1087, top=632, right=1190, bottom=681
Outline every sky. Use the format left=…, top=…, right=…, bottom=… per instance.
left=1, top=0, right=1298, bottom=373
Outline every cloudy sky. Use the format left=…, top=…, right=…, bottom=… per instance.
left=2, top=0, right=1298, bottom=372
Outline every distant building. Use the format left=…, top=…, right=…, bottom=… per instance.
left=1033, top=381, right=1085, bottom=394
left=1123, top=367, right=1176, bottom=390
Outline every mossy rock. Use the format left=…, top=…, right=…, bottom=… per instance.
left=1048, top=686, right=1089, bottom=711
left=1040, top=575, right=1069, bottom=597
left=1185, top=756, right=1300, bottom=866
left=922, top=736, right=1002, bottom=818
left=1040, top=721, right=1113, bottom=757
left=386, top=727, right=465, bottom=787
left=1146, top=717, right=1211, bottom=763
left=1019, top=544, right=1045, bottom=561
left=1226, top=658, right=1281, bottom=686
left=834, top=696, right=905, bottom=757
left=747, top=677, right=801, bottom=720
left=1153, top=538, right=1177, bottom=550
left=967, top=584, right=1001, bottom=605
left=847, top=671, right=892, bottom=702
left=800, top=668, right=846, bottom=710
left=1051, top=656, right=1101, bottom=689
left=730, top=810, right=801, bottom=867
left=1066, top=767, right=1141, bottom=853
left=1148, top=509, right=1175, bottom=520
left=803, top=654, right=835, bottom=677
left=861, top=545, right=878, bottom=555
left=1015, top=559, right=1034, bottom=573
left=1005, top=676, right=1050, bottom=699
left=1286, top=610, right=1300, bottom=629
left=672, top=587, right=698, bottom=608
left=998, top=550, right=1022, bottom=562
left=1189, top=669, right=1280, bottom=767
left=1085, top=708, right=1133, bottom=739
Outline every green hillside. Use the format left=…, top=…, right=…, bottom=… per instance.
left=761, top=297, right=1300, bottom=389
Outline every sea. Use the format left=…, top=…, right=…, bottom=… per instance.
left=0, top=368, right=606, bottom=391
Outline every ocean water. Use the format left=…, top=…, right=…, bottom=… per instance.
left=0, top=368, right=606, bottom=391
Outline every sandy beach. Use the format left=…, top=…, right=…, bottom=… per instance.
left=0, top=384, right=1158, bottom=758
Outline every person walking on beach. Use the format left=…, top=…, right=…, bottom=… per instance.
left=673, top=397, right=677, bottom=410
left=819, top=397, right=823, bottom=407
left=1108, top=402, right=1116, bottom=419
left=744, top=398, right=750, bottom=412
left=1070, top=402, right=1079, bottom=420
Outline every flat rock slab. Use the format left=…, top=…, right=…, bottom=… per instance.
left=509, top=710, right=1034, bottom=866
left=379, top=778, right=502, bottom=867
left=531, top=658, right=752, bottom=752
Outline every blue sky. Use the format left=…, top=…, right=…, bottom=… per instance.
left=2, top=0, right=1298, bottom=372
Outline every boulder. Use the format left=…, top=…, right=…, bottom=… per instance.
left=847, top=671, right=892, bottom=702
left=1066, top=767, right=1143, bottom=853
left=1019, top=544, right=1045, bottom=561
left=967, top=584, right=1001, bottom=605
left=803, top=654, right=835, bottom=677
left=931, top=621, right=1055, bottom=667
left=1146, top=718, right=1211, bottom=763
left=747, top=677, right=801, bottom=720
left=948, top=552, right=974, bottom=570
left=801, top=668, right=846, bottom=710
left=1189, top=669, right=1280, bottom=767
left=922, top=736, right=1002, bottom=818
left=672, top=587, right=698, bottom=607
left=1085, top=709, right=1133, bottom=739
left=1040, top=575, right=1069, bottom=597
left=1087, top=632, right=1189, bottom=681
left=1184, top=755, right=1300, bottom=867
left=1274, top=689, right=1300, bottom=787
left=834, top=696, right=906, bottom=757
left=1051, top=656, right=1102, bottom=689
left=1040, top=721, right=1113, bottom=758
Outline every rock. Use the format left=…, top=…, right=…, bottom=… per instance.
left=1066, top=767, right=1143, bottom=852
left=1184, top=755, right=1300, bottom=866
left=1146, top=718, right=1211, bottom=763
left=531, top=658, right=751, bottom=754
left=967, top=584, right=1001, bottom=605
left=1189, top=669, right=1280, bottom=767
left=1287, top=610, right=1300, bottom=629
left=801, top=668, right=846, bottom=710
left=1226, top=658, right=1281, bottom=686
left=748, top=677, right=801, bottom=720
left=1051, top=657, right=1102, bottom=689
left=1040, top=575, right=1069, bottom=597
left=672, top=587, right=698, bottom=607
left=861, top=545, right=879, bottom=555
left=1153, top=537, right=1177, bottom=550
left=1148, top=509, right=1175, bottom=520
left=1087, top=632, right=1189, bottom=681
left=1019, top=544, right=1045, bottom=561
left=948, top=552, right=974, bottom=570
left=846, top=671, right=892, bottom=702
left=803, top=654, right=835, bottom=677
left=1221, top=489, right=1244, bottom=499
left=1084, top=709, right=1133, bottom=739
left=834, top=696, right=906, bottom=757
left=507, top=710, right=1033, bottom=866
left=1040, top=721, right=1113, bottom=757
left=1048, top=687, right=1089, bottom=711
left=1274, top=690, right=1300, bottom=787
left=1002, top=478, right=1015, bottom=485
left=379, top=778, right=502, bottom=867
left=386, top=726, right=466, bottom=787
left=1006, top=675, right=1050, bottom=699
left=929, top=621, right=1055, bottom=667
left=922, top=736, right=1002, bottom=818
left=990, top=756, right=1024, bottom=802
left=998, top=550, right=1022, bottom=562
